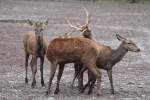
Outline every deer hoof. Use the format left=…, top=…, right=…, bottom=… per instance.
left=41, top=82, right=45, bottom=87
left=96, top=91, right=101, bottom=96
left=25, top=78, right=28, bottom=84
left=31, top=81, right=36, bottom=88
left=88, top=90, right=92, bottom=95
left=54, top=88, right=59, bottom=94
left=80, top=89, right=84, bottom=93
left=45, top=90, right=50, bottom=96
left=111, top=89, right=115, bottom=95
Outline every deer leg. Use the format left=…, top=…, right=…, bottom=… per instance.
left=71, top=65, right=87, bottom=88
left=107, top=70, right=114, bottom=94
left=86, top=63, right=102, bottom=96
left=25, top=52, right=29, bottom=84
left=80, top=77, right=92, bottom=93
left=54, top=63, right=65, bottom=94
left=71, top=63, right=78, bottom=87
left=46, top=61, right=57, bottom=95
left=74, top=63, right=83, bottom=88
left=88, top=71, right=96, bottom=94
left=78, top=64, right=84, bottom=90
left=31, top=56, right=37, bottom=88
left=80, top=66, right=101, bottom=96
left=96, top=68, right=102, bottom=96
left=40, top=56, right=45, bottom=87
left=88, top=79, right=96, bottom=94
left=81, top=70, right=96, bottom=94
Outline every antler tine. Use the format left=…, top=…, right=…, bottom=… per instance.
left=76, top=22, right=82, bottom=28
left=64, top=30, right=76, bottom=38
left=65, top=17, right=81, bottom=30
left=68, top=30, right=76, bottom=35
left=83, top=7, right=91, bottom=26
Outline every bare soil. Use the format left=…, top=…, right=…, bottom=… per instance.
left=0, top=0, right=150, bottom=100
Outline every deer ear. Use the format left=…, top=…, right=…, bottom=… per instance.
left=27, top=19, right=34, bottom=26
left=116, top=34, right=126, bottom=41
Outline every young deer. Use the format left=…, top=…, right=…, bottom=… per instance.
left=72, top=34, right=140, bottom=94
left=46, top=37, right=102, bottom=96
left=23, top=19, right=48, bottom=87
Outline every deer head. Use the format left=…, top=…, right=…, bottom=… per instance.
left=116, top=34, right=140, bottom=52
left=66, top=7, right=92, bottom=39
left=27, top=19, right=49, bottom=38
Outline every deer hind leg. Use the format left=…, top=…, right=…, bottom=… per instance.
left=40, top=56, right=45, bottom=87
left=72, top=63, right=84, bottom=89
left=71, top=64, right=87, bottom=89
left=54, top=63, right=65, bottom=94
left=77, top=64, right=84, bottom=90
left=71, top=63, right=79, bottom=87
left=46, top=61, right=58, bottom=95
left=71, top=63, right=76, bottom=87
left=85, top=62, right=102, bottom=96
left=80, top=77, right=91, bottom=93
left=87, top=71, right=96, bottom=94
left=80, top=70, right=96, bottom=94
left=88, top=79, right=96, bottom=95
left=30, top=55, right=37, bottom=88
left=107, top=70, right=114, bottom=94
left=25, top=52, right=29, bottom=84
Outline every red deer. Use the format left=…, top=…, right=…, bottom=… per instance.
left=65, top=7, right=94, bottom=89
left=23, top=19, right=48, bottom=87
left=72, top=34, right=140, bottom=94
left=46, top=37, right=102, bottom=96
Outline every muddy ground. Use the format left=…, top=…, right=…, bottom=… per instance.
left=0, top=0, right=150, bottom=100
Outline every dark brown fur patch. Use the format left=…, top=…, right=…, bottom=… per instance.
left=37, top=36, right=43, bottom=57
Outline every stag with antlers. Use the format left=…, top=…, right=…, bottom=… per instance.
left=65, top=7, right=95, bottom=89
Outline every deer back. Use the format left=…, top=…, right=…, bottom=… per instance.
left=46, top=37, right=99, bottom=63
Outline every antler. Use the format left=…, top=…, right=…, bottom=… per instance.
left=65, top=17, right=81, bottom=31
left=83, top=7, right=91, bottom=26
left=64, top=30, right=76, bottom=37
left=65, top=7, right=91, bottom=32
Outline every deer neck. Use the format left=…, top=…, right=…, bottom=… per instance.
left=110, top=42, right=128, bottom=66
left=82, top=30, right=92, bottom=39
left=35, top=32, right=43, bottom=56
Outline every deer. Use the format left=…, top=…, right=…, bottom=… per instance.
left=23, top=19, right=48, bottom=87
left=65, top=7, right=95, bottom=89
left=71, top=34, right=140, bottom=94
left=46, top=37, right=102, bottom=96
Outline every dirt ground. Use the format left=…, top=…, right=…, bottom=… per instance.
left=0, top=0, right=150, bottom=100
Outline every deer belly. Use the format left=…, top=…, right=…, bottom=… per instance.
left=57, top=54, right=81, bottom=63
